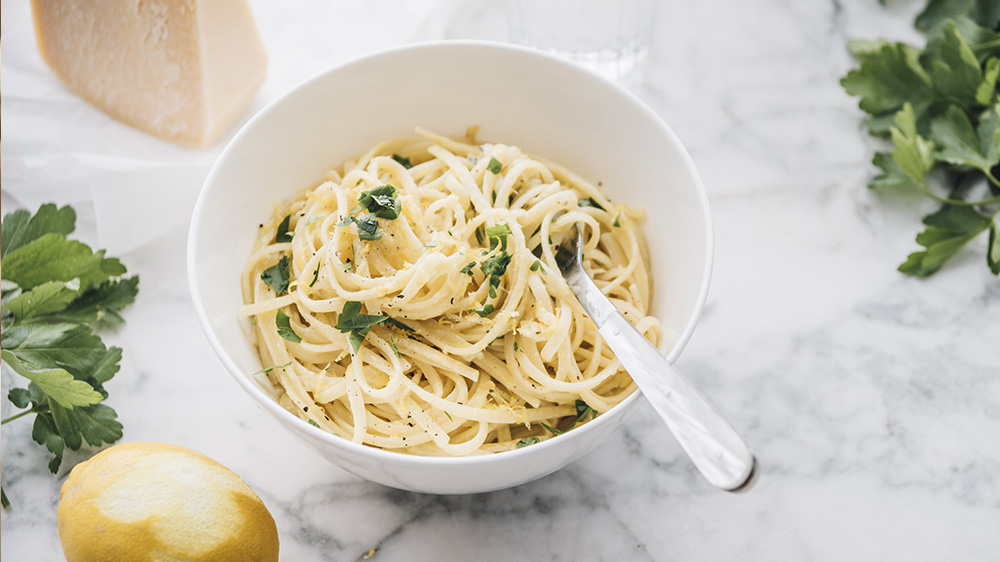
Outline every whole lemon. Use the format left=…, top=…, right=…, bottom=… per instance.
left=57, top=441, right=279, bottom=562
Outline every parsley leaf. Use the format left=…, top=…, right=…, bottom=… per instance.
left=915, top=0, right=1000, bottom=33
left=4, top=281, right=80, bottom=324
left=261, top=255, right=291, bottom=295
left=252, top=361, right=292, bottom=375
left=2, top=235, right=125, bottom=291
left=354, top=214, right=382, bottom=241
left=841, top=42, right=935, bottom=136
left=392, top=154, right=413, bottom=169
left=578, top=197, right=607, bottom=211
left=0, top=203, right=76, bottom=260
left=890, top=103, right=936, bottom=187
left=386, top=318, right=414, bottom=332
left=52, top=277, right=139, bottom=325
left=460, top=262, right=477, bottom=276
left=473, top=304, right=495, bottom=317
left=516, top=437, right=540, bottom=448
left=0, top=349, right=102, bottom=408
left=541, top=422, right=564, bottom=435
left=485, top=223, right=511, bottom=252
left=311, top=263, right=321, bottom=287
left=359, top=184, right=402, bottom=220
left=275, top=309, right=302, bottom=343
left=922, top=21, right=995, bottom=108
left=334, top=301, right=389, bottom=353
left=575, top=399, right=598, bottom=421
left=529, top=259, right=546, bottom=273
left=275, top=214, right=294, bottom=243
left=899, top=205, right=992, bottom=276
left=481, top=252, right=512, bottom=279
left=487, top=157, right=502, bottom=174
left=869, top=151, right=917, bottom=190
left=929, top=103, right=1000, bottom=174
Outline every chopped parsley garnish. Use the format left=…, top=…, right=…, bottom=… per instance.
left=275, top=309, right=302, bottom=343
left=444, top=411, right=453, bottom=421
left=337, top=260, right=354, bottom=272
left=475, top=225, right=485, bottom=245
left=310, top=263, right=321, bottom=287
left=473, top=304, right=495, bottom=317
left=460, top=262, right=477, bottom=276
left=577, top=197, right=606, bottom=211
left=485, top=223, right=511, bottom=252
left=481, top=252, right=512, bottom=278
left=613, top=213, right=622, bottom=227
left=487, top=156, right=502, bottom=174
left=386, top=318, right=415, bottom=332
left=335, top=301, right=389, bottom=353
left=575, top=399, right=597, bottom=421
left=261, top=255, right=291, bottom=295
left=275, top=214, right=294, bottom=243
left=353, top=214, right=381, bottom=241
left=252, top=361, right=292, bottom=375
left=517, top=437, right=540, bottom=448
left=358, top=184, right=402, bottom=220
left=391, top=154, right=413, bottom=169
left=390, top=337, right=401, bottom=358
left=541, top=422, right=564, bottom=435
left=307, top=419, right=320, bottom=428
left=540, top=400, right=598, bottom=437
left=530, top=259, right=545, bottom=273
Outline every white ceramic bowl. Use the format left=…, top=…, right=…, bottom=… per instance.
left=188, top=41, right=712, bottom=494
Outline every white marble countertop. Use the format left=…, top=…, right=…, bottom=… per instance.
left=3, top=0, right=999, bottom=560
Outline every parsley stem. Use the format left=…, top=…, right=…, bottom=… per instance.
left=1, top=407, right=42, bottom=425
left=917, top=182, right=1000, bottom=207
left=973, top=39, right=1000, bottom=51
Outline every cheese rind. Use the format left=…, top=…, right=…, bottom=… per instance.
left=32, top=0, right=268, bottom=147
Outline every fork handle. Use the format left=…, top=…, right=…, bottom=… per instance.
left=595, top=309, right=757, bottom=491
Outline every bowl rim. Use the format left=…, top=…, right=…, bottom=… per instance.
left=187, top=39, right=714, bottom=468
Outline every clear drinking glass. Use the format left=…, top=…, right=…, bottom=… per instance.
left=505, top=0, right=655, bottom=80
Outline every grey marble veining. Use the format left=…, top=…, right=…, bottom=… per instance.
left=3, top=0, right=999, bottom=560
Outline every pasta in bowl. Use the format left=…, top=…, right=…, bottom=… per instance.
left=242, top=128, right=659, bottom=456
left=189, top=41, right=712, bottom=494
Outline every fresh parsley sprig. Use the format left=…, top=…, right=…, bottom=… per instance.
left=1, top=204, right=138, bottom=506
left=841, top=3, right=1000, bottom=276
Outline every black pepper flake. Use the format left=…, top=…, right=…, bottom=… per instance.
left=303, top=406, right=309, bottom=412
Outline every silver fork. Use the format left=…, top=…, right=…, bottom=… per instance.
left=556, top=226, right=757, bottom=492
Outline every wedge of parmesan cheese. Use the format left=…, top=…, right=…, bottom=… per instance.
left=31, top=0, right=268, bottom=147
